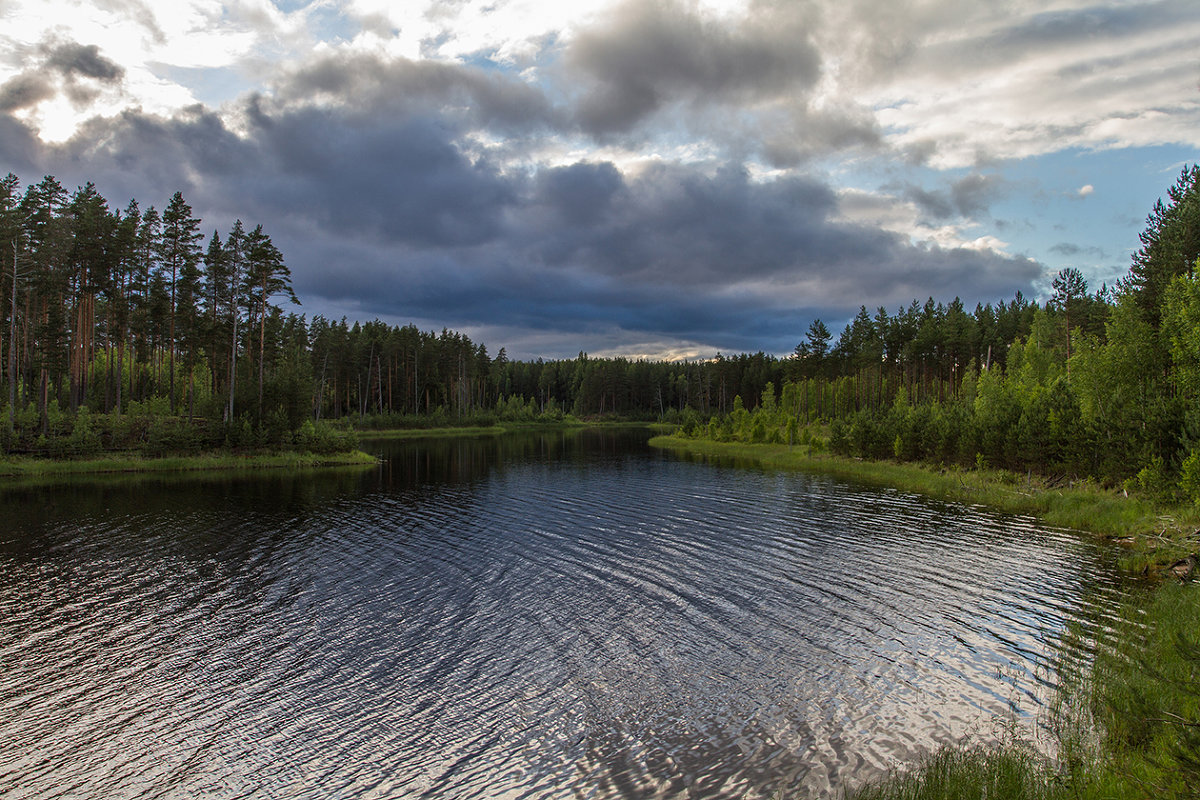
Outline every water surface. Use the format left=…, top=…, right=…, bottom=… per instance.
left=0, top=428, right=1127, bottom=798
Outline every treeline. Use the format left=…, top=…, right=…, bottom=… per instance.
left=0, top=172, right=333, bottom=454
left=5, top=165, right=1200, bottom=493
left=682, top=166, right=1200, bottom=499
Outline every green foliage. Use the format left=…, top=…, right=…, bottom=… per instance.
left=1163, top=266, right=1200, bottom=401
left=1089, top=583, right=1200, bottom=798
left=66, top=406, right=101, bottom=456
left=1179, top=448, right=1200, bottom=503
left=845, top=743, right=1056, bottom=800
left=6, top=165, right=1200, bottom=498
left=294, top=419, right=359, bottom=454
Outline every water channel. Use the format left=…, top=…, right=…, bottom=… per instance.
left=0, top=428, right=1129, bottom=798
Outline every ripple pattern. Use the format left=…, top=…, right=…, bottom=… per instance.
left=0, top=431, right=1128, bottom=798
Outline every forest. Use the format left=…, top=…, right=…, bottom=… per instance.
left=2, top=166, right=1199, bottom=496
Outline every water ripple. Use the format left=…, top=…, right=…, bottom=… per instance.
left=0, top=431, right=1127, bottom=799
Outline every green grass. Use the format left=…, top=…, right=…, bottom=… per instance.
left=0, top=448, right=379, bottom=479
left=839, top=582, right=1200, bottom=800
left=650, top=435, right=1200, bottom=572
left=844, top=743, right=1059, bottom=800
left=354, top=425, right=509, bottom=439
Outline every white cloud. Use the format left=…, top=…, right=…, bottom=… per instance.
left=852, top=2, right=1200, bottom=166
left=1078, top=184, right=1094, bottom=197
left=835, top=187, right=1012, bottom=255
left=6, top=0, right=1198, bottom=165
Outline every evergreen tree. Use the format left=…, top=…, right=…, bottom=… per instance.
left=67, top=182, right=115, bottom=411
left=108, top=199, right=141, bottom=415
left=1124, top=165, right=1200, bottom=328
left=157, top=191, right=203, bottom=413
left=1051, top=267, right=1088, bottom=370
left=223, top=220, right=246, bottom=422
left=2, top=173, right=22, bottom=433
left=243, top=224, right=298, bottom=415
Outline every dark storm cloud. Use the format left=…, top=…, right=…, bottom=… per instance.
left=5, top=56, right=1042, bottom=358
left=0, top=40, right=124, bottom=114
left=567, top=0, right=822, bottom=136
left=63, top=104, right=255, bottom=202
left=231, top=95, right=518, bottom=248
left=43, top=42, right=125, bottom=83
left=904, top=185, right=955, bottom=220
left=277, top=150, right=1037, bottom=354
left=274, top=52, right=558, bottom=133
left=0, top=73, right=54, bottom=113
left=0, top=113, right=42, bottom=172
left=518, top=163, right=853, bottom=286
left=899, top=173, right=1005, bottom=221
left=532, top=161, right=624, bottom=226
left=950, top=173, right=1005, bottom=217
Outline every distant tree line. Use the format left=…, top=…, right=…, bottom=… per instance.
left=4, top=166, right=1199, bottom=492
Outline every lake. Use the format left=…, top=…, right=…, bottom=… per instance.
left=0, top=427, right=1129, bottom=798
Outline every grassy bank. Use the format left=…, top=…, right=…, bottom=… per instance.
left=0, top=448, right=379, bottom=479
left=842, top=581, right=1200, bottom=800
left=649, top=435, right=1200, bottom=799
left=356, top=419, right=664, bottom=439
left=355, top=425, right=509, bottom=439
left=650, top=434, right=1200, bottom=573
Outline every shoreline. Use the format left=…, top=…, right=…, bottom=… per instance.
left=652, top=434, right=1200, bottom=798
left=0, top=449, right=379, bottom=481
left=649, top=434, right=1200, bottom=574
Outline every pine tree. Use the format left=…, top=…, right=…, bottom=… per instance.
left=1124, top=165, right=1200, bottom=328
left=202, top=230, right=227, bottom=401
left=157, top=191, right=203, bottom=413
left=1051, top=266, right=1088, bottom=371
left=2, top=173, right=22, bottom=433
left=243, top=224, right=298, bottom=416
left=108, top=199, right=141, bottom=415
left=22, top=176, right=70, bottom=432
left=67, top=182, right=115, bottom=411
left=132, top=206, right=160, bottom=399
left=224, top=220, right=246, bottom=422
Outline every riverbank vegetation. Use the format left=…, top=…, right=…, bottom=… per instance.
left=650, top=435, right=1200, bottom=572
left=658, top=167, right=1200, bottom=537
left=649, top=433, right=1200, bottom=798
left=842, top=580, right=1200, bottom=800
left=7, top=167, right=1200, bottom=498
left=644, top=168, right=1200, bottom=798
left=0, top=447, right=377, bottom=479
left=4, top=163, right=1199, bottom=796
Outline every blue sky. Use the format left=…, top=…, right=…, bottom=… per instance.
left=1, top=0, right=1197, bottom=359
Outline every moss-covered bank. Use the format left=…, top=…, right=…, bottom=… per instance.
left=356, top=420, right=671, bottom=439
left=650, top=434, right=1200, bottom=573
left=0, top=448, right=379, bottom=480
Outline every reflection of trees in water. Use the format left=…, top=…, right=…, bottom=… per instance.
left=0, top=464, right=369, bottom=525
left=373, top=427, right=654, bottom=491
